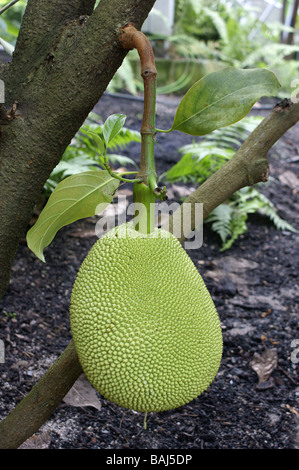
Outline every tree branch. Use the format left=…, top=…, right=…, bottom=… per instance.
left=164, top=99, right=299, bottom=242
left=0, top=0, right=20, bottom=16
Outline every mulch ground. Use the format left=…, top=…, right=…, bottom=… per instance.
left=0, top=92, right=298, bottom=450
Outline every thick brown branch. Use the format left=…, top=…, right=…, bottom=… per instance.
left=164, top=100, right=299, bottom=242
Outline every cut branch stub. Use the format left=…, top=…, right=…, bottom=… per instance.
left=119, top=25, right=157, bottom=78
left=0, top=102, right=20, bottom=125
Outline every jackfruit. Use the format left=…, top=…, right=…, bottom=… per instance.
left=70, top=222, right=222, bottom=412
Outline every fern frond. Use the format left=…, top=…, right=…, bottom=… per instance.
left=166, top=114, right=297, bottom=250
left=220, top=211, right=248, bottom=251
left=205, top=204, right=234, bottom=243
left=203, top=7, right=229, bottom=44
left=79, top=124, right=141, bottom=151
left=237, top=186, right=297, bottom=232
left=262, top=205, right=297, bottom=232
left=107, top=127, right=141, bottom=150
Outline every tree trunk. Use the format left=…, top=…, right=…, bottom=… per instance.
left=0, top=0, right=156, bottom=301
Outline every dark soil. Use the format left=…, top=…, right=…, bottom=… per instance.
left=0, top=93, right=298, bottom=450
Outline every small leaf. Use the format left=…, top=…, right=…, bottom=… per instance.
left=63, top=373, right=101, bottom=411
left=85, top=130, right=106, bottom=155
left=27, top=170, right=119, bottom=262
left=102, top=114, right=126, bottom=144
left=19, top=431, right=51, bottom=449
left=168, top=67, right=281, bottom=135
left=250, top=349, right=278, bottom=385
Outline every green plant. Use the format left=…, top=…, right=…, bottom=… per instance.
left=0, top=0, right=26, bottom=43
left=167, top=0, right=299, bottom=96
left=205, top=186, right=297, bottom=251
left=174, top=0, right=229, bottom=42
left=2, top=309, right=17, bottom=319
left=44, top=112, right=140, bottom=196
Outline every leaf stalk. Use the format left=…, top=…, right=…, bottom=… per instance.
left=120, top=25, right=160, bottom=233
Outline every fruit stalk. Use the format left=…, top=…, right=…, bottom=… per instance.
left=119, top=25, right=159, bottom=234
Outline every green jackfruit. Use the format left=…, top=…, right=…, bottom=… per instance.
left=70, top=223, right=222, bottom=412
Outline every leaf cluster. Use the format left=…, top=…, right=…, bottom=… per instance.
left=44, top=112, right=140, bottom=195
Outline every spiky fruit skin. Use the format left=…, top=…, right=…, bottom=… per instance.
left=70, top=223, right=222, bottom=412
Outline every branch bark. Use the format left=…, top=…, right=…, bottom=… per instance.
left=1, top=99, right=298, bottom=449
left=164, top=99, right=299, bottom=242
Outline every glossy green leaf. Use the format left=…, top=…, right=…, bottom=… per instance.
left=85, top=130, right=106, bottom=156
left=168, top=67, right=281, bottom=135
left=27, top=170, right=119, bottom=262
left=102, top=114, right=126, bottom=144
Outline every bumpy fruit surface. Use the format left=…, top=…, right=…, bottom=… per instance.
left=70, top=223, right=222, bottom=412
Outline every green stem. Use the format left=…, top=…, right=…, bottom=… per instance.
left=133, top=181, right=156, bottom=234
left=120, top=26, right=159, bottom=235
left=155, top=127, right=172, bottom=134
left=144, top=412, right=148, bottom=430
left=103, top=162, right=141, bottom=183
left=134, top=71, right=157, bottom=233
left=110, top=173, right=141, bottom=184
